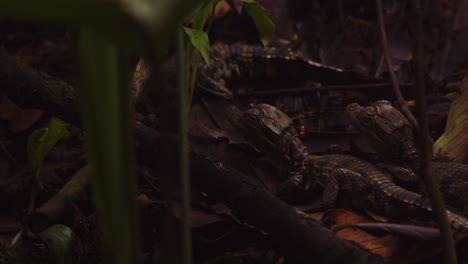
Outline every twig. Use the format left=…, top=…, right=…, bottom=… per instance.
left=177, top=27, right=192, bottom=264
left=376, top=0, right=420, bottom=130
left=237, top=83, right=413, bottom=97
left=410, top=1, right=457, bottom=264
left=199, top=95, right=222, bottom=129
left=375, top=1, right=407, bottom=78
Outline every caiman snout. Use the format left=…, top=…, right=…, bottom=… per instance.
left=345, top=103, right=365, bottom=122
left=346, top=102, right=363, bottom=112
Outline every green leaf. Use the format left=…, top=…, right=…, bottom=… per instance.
left=192, top=0, right=214, bottom=30
left=242, top=0, right=275, bottom=46
left=183, top=27, right=210, bottom=64
left=38, top=224, right=76, bottom=261
left=27, top=119, right=69, bottom=174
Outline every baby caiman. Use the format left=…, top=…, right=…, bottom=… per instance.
left=229, top=103, right=468, bottom=231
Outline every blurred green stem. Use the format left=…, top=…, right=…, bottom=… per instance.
left=177, top=26, right=192, bottom=264
left=78, top=28, right=140, bottom=264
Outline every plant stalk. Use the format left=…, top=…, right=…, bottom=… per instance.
left=410, top=1, right=457, bottom=263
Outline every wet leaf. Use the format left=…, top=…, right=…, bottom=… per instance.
left=324, top=208, right=452, bottom=262
left=434, top=75, right=468, bottom=163
left=38, top=224, right=76, bottom=260
left=242, top=0, right=275, bottom=46
left=184, top=27, right=210, bottom=64
left=27, top=118, right=69, bottom=174
left=192, top=0, right=215, bottom=30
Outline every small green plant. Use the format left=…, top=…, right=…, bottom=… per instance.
left=38, top=224, right=77, bottom=263
left=183, top=0, right=275, bottom=107
left=242, top=0, right=276, bottom=46
left=27, top=118, right=69, bottom=212
left=9, top=119, right=69, bottom=253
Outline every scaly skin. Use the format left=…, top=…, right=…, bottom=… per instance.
left=228, top=103, right=468, bottom=231
left=346, top=100, right=417, bottom=166
left=346, top=100, right=468, bottom=218
left=197, top=43, right=351, bottom=99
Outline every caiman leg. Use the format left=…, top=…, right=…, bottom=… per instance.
left=377, top=163, right=421, bottom=192
left=278, top=168, right=373, bottom=213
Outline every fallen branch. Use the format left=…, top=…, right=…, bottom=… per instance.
left=0, top=47, right=81, bottom=125
left=24, top=165, right=90, bottom=233
left=188, top=154, right=382, bottom=264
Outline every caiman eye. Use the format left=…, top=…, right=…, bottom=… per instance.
left=374, top=100, right=391, bottom=106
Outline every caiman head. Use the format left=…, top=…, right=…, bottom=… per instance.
left=346, top=100, right=416, bottom=164
left=228, top=104, right=308, bottom=162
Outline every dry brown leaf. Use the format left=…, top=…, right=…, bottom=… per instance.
left=323, top=209, right=457, bottom=263
left=434, top=74, right=468, bottom=163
